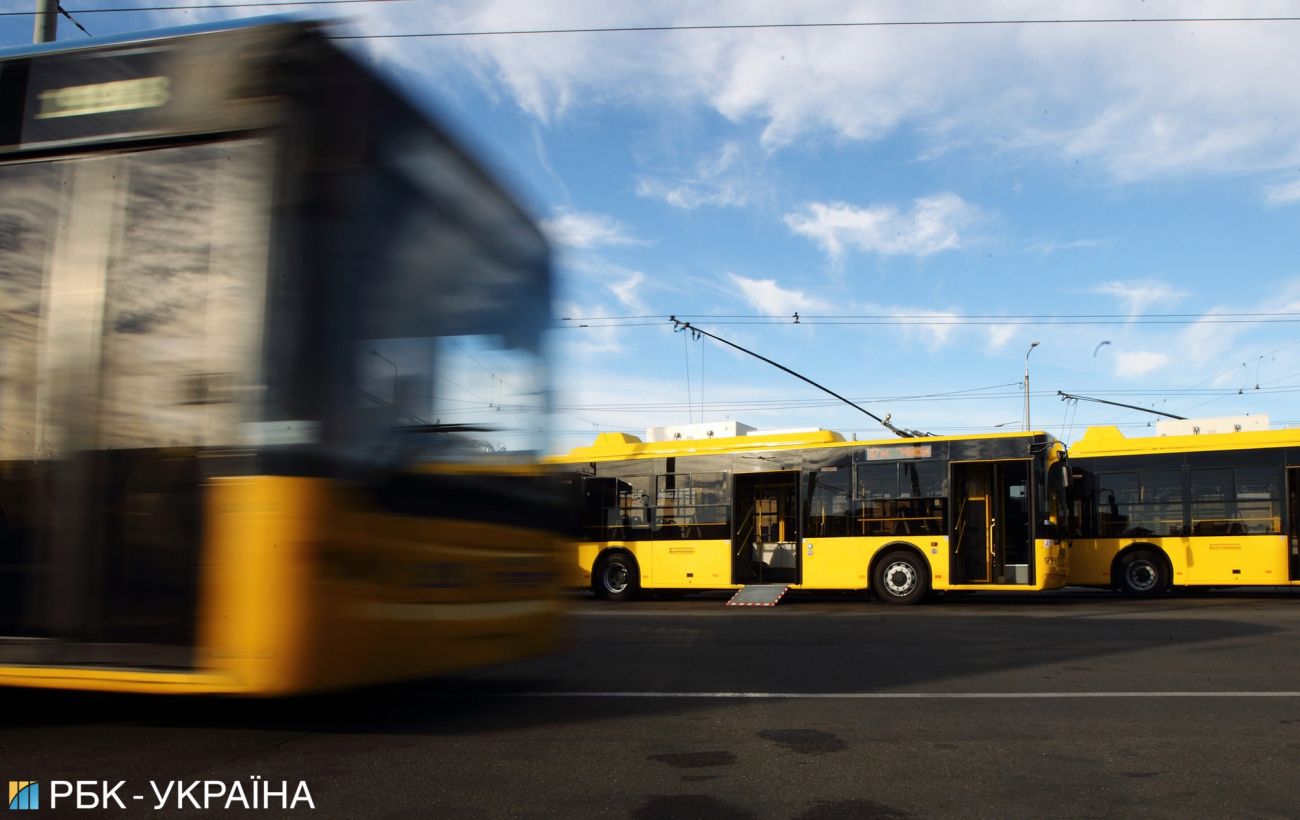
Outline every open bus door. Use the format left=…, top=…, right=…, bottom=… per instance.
left=731, top=472, right=801, bottom=585
left=951, top=461, right=1032, bottom=585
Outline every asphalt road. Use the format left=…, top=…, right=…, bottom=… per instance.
left=5, top=588, right=1300, bottom=819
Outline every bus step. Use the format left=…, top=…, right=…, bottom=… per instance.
left=725, top=584, right=791, bottom=607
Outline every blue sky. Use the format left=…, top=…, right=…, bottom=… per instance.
left=6, top=0, right=1300, bottom=453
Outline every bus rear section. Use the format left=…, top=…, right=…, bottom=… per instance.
left=0, top=20, right=566, bottom=694
left=1067, top=420, right=1300, bottom=593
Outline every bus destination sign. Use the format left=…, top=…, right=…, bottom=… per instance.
left=865, top=445, right=932, bottom=460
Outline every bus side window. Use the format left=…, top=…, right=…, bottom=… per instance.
left=1096, top=473, right=1136, bottom=537
left=617, top=476, right=654, bottom=531
left=804, top=469, right=851, bottom=537
left=854, top=463, right=898, bottom=536
left=1190, top=468, right=1234, bottom=536
left=1234, top=466, right=1281, bottom=535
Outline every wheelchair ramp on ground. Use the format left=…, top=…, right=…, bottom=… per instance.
left=725, top=584, right=791, bottom=607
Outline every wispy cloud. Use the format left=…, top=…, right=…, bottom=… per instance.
left=542, top=209, right=646, bottom=250
left=727, top=273, right=829, bottom=315
left=608, top=271, right=646, bottom=312
left=557, top=301, right=625, bottom=356
left=561, top=255, right=655, bottom=315
left=986, top=324, right=1017, bottom=352
left=784, top=194, right=977, bottom=260
left=1020, top=238, right=1109, bottom=256
left=1092, top=279, right=1187, bottom=316
left=636, top=142, right=758, bottom=210
left=889, top=309, right=961, bottom=351
left=1265, top=179, right=1300, bottom=207
left=372, top=1, right=1300, bottom=184
left=1115, top=350, right=1170, bottom=378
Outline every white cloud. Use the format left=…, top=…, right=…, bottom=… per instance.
left=986, top=324, right=1017, bottom=352
left=1092, top=279, right=1187, bottom=316
left=889, top=309, right=960, bottom=351
left=636, top=142, right=757, bottom=210
left=608, top=271, right=646, bottom=312
left=558, top=256, right=655, bottom=317
left=727, top=273, right=829, bottom=315
left=557, top=301, right=625, bottom=356
left=1115, top=351, right=1170, bottom=378
left=1266, top=179, right=1300, bottom=206
left=542, top=210, right=645, bottom=250
left=784, top=194, right=976, bottom=260
left=351, top=0, right=1300, bottom=184
left=1021, top=238, right=1108, bottom=256
left=1181, top=315, right=1238, bottom=371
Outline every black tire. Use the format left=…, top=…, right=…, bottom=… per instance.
left=873, top=549, right=929, bottom=605
left=593, top=551, right=639, bottom=601
left=1116, top=549, right=1169, bottom=596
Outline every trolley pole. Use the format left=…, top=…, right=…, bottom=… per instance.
left=1023, top=340, right=1039, bottom=431
left=34, top=0, right=58, bottom=43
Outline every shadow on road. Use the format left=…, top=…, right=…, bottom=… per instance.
left=0, top=591, right=1288, bottom=736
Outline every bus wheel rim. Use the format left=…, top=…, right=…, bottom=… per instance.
left=884, top=561, right=917, bottom=596
left=1127, top=560, right=1157, bottom=591
left=604, top=562, right=628, bottom=594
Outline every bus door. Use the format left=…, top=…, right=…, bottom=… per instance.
left=0, top=144, right=266, bottom=666
left=1288, top=468, right=1300, bottom=582
left=732, top=472, right=801, bottom=585
left=1, top=154, right=139, bottom=662
left=951, top=461, right=1032, bottom=585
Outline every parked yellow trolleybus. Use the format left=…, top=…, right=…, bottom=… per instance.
left=550, top=425, right=1070, bottom=604
left=1067, top=420, right=1300, bottom=593
left=0, top=20, right=566, bottom=694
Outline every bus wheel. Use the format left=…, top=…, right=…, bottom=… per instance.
left=873, top=550, right=928, bottom=605
left=594, top=552, right=639, bottom=602
left=1117, top=549, right=1168, bottom=596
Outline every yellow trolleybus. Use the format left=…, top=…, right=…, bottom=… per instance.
left=551, top=426, right=1070, bottom=604
left=1067, top=421, right=1300, bottom=593
left=0, top=19, right=566, bottom=694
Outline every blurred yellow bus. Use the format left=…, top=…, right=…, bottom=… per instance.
left=1068, top=421, right=1300, bottom=593
left=0, top=20, right=566, bottom=694
left=549, top=425, right=1069, bottom=604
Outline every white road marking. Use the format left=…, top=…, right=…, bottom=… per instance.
left=489, top=690, right=1300, bottom=699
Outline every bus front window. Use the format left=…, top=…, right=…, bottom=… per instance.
left=360, top=334, right=548, bottom=457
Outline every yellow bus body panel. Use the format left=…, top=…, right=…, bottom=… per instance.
left=649, top=540, right=730, bottom=587
left=578, top=536, right=1068, bottom=593
left=1073, top=424, right=1300, bottom=456
left=0, top=476, right=567, bottom=695
left=1071, top=535, right=1291, bottom=587
left=800, top=539, right=872, bottom=588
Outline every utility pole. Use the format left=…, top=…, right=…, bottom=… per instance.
left=33, top=0, right=58, bottom=43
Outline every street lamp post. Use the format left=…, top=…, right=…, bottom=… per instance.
left=1023, top=341, right=1040, bottom=431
